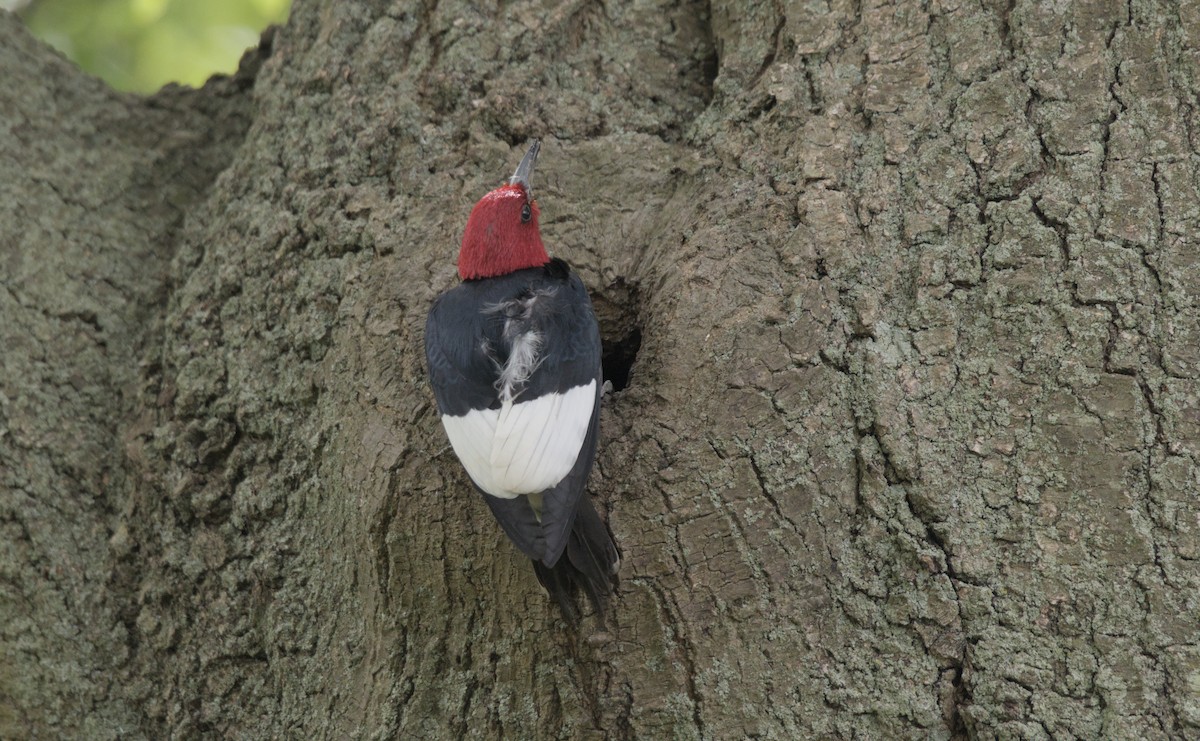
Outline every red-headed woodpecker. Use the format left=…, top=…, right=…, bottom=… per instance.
left=425, top=141, right=618, bottom=620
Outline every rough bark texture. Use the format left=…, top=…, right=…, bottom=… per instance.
left=2, top=0, right=1199, bottom=738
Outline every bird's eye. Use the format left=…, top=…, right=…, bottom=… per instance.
left=520, top=203, right=532, bottom=223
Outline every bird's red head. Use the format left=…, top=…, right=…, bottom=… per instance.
left=457, top=141, right=549, bottom=280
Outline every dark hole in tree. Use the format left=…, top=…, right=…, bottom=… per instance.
left=602, top=327, right=641, bottom=392
left=591, top=278, right=642, bottom=393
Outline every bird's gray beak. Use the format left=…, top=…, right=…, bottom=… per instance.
left=509, top=140, right=540, bottom=195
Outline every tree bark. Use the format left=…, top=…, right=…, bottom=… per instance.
left=3, top=0, right=1199, bottom=738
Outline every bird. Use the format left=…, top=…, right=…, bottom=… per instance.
left=424, top=140, right=619, bottom=621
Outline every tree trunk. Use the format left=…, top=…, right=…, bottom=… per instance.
left=3, top=0, right=1198, bottom=738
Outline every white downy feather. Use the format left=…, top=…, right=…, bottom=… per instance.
left=496, top=330, right=542, bottom=403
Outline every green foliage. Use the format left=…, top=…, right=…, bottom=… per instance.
left=21, top=0, right=290, bottom=92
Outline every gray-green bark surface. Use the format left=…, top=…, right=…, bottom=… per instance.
left=2, top=0, right=1198, bottom=738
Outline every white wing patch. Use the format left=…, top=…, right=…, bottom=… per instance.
left=440, top=381, right=596, bottom=499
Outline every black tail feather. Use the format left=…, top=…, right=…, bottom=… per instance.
left=532, top=496, right=618, bottom=622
